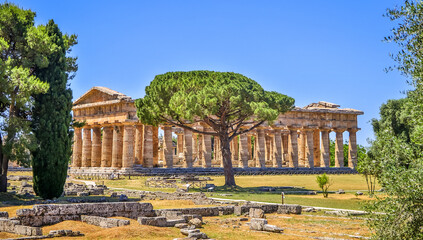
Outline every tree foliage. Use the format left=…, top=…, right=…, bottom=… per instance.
left=0, top=3, right=52, bottom=192
left=364, top=1, right=423, bottom=238
left=316, top=173, right=332, bottom=198
left=31, top=20, right=77, bottom=199
left=135, top=71, right=294, bottom=186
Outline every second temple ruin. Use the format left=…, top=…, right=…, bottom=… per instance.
left=70, top=87, right=363, bottom=175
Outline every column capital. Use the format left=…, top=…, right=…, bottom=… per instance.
left=348, top=128, right=360, bottom=133
left=319, top=126, right=331, bottom=132
left=332, top=128, right=347, bottom=133
left=288, top=125, right=301, bottom=131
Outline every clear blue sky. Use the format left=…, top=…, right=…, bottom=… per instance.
left=8, top=0, right=410, bottom=146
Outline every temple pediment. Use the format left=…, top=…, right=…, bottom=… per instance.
left=73, top=86, right=132, bottom=106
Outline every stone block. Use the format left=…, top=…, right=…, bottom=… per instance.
left=180, top=228, right=200, bottom=236
left=160, top=210, right=183, bottom=220
left=174, top=223, right=189, bottom=229
left=166, top=219, right=186, bottom=227
left=0, top=211, right=9, bottom=218
left=188, top=231, right=208, bottom=239
left=14, top=225, right=42, bottom=236
left=277, top=204, right=302, bottom=214
left=249, top=208, right=265, bottom=218
left=263, top=224, right=283, bottom=233
left=188, top=218, right=202, bottom=228
left=77, top=192, right=89, bottom=197
left=250, top=218, right=267, bottom=231
left=138, top=217, right=168, bottom=227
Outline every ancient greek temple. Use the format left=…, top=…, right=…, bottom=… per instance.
left=70, top=87, right=363, bottom=175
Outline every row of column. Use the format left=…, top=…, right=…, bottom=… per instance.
left=73, top=125, right=358, bottom=169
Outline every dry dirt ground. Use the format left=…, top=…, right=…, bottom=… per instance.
left=0, top=200, right=370, bottom=240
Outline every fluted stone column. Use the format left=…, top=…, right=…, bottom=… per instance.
left=143, top=125, right=154, bottom=168
left=91, top=126, right=101, bottom=167
left=273, top=129, right=283, bottom=168
left=163, top=125, right=173, bottom=168
left=298, top=130, right=306, bottom=167
left=247, top=135, right=252, bottom=162
left=192, top=134, right=198, bottom=164
left=288, top=128, right=299, bottom=168
left=134, top=125, right=143, bottom=165
left=177, top=133, right=184, bottom=158
left=256, top=128, right=266, bottom=168
left=101, top=126, right=113, bottom=167
left=348, top=128, right=358, bottom=169
left=313, top=129, right=321, bottom=167
left=232, top=136, right=239, bottom=163
left=265, top=134, right=271, bottom=163
left=320, top=129, right=330, bottom=167
left=72, top=128, right=82, bottom=168
left=281, top=130, right=289, bottom=166
left=198, top=134, right=204, bottom=165
left=202, top=131, right=212, bottom=168
left=112, top=125, right=123, bottom=168
left=153, top=126, right=159, bottom=166
left=82, top=127, right=92, bottom=167
left=334, top=129, right=345, bottom=167
left=122, top=125, right=135, bottom=168
left=305, top=129, right=314, bottom=168
left=238, top=133, right=249, bottom=168
left=184, top=129, right=193, bottom=168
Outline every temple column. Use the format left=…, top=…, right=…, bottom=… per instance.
left=256, top=128, right=266, bottom=168
left=111, top=125, right=123, bottom=168
left=72, top=128, right=82, bottom=167
left=273, top=129, right=283, bottom=168
left=184, top=129, right=193, bottom=168
left=313, top=129, right=321, bottom=167
left=153, top=126, right=159, bottom=166
left=202, top=130, right=212, bottom=168
left=143, top=125, right=153, bottom=168
left=265, top=134, right=271, bottom=162
left=232, top=136, right=239, bottom=164
left=91, top=126, right=101, bottom=167
left=348, top=128, right=359, bottom=169
left=101, top=126, right=113, bottom=167
left=298, top=130, right=306, bottom=167
left=177, top=133, right=184, bottom=157
left=281, top=130, right=289, bottom=166
left=247, top=135, right=252, bottom=162
left=334, top=129, right=345, bottom=167
left=305, top=128, right=314, bottom=168
left=192, top=134, right=198, bottom=164
left=320, top=128, right=330, bottom=167
left=198, top=134, right=204, bottom=166
left=238, top=133, right=249, bottom=168
left=134, top=125, right=143, bottom=165
left=163, top=125, right=173, bottom=168
left=288, top=127, right=299, bottom=168
left=81, top=127, right=92, bottom=167
left=122, top=125, right=135, bottom=168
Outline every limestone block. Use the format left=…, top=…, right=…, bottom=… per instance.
left=81, top=215, right=130, bottom=228
left=165, top=219, right=186, bottom=227
left=249, top=208, right=265, bottom=218
left=180, top=228, right=200, bottom=236
left=138, top=216, right=167, bottom=227
left=14, top=225, right=42, bottom=236
left=188, top=218, right=202, bottom=228
left=0, top=211, right=9, bottom=218
left=160, top=210, right=183, bottom=220
left=0, top=219, right=20, bottom=232
left=277, top=204, right=302, bottom=214
left=263, top=224, right=283, bottom=233
left=188, top=231, right=208, bottom=239
left=174, top=223, right=189, bottom=229
left=250, top=218, right=267, bottom=231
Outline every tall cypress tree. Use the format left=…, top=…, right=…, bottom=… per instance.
left=31, top=20, right=77, bottom=199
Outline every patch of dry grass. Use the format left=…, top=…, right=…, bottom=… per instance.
left=143, top=199, right=213, bottom=209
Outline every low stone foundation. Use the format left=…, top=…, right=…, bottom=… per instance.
left=115, top=190, right=216, bottom=205
left=81, top=215, right=130, bottom=228
left=0, top=218, right=42, bottom=236
left=16, top=202, right=154, bottom=227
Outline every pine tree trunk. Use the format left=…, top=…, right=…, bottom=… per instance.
left=0, top=133, right=8, bottom=192
left=220, top=135, right=236, bottom=186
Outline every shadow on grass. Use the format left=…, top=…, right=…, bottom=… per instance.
left=190, top=185, right=316, bottom=195
left=0, top=192, right=140, bottom=207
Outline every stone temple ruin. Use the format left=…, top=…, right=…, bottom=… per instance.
left=70, top=87, right=363, bottom=176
